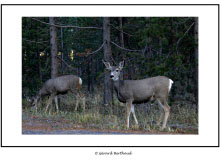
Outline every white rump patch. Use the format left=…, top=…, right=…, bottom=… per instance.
left=169, top=79, right=173, bottom=92
left=79, top=77, right=82, bottom=85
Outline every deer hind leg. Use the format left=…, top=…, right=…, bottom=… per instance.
left=54, top=95, right=59, bottom=112
left=157, top=98, right=170, bottom=129
left=75, top=94, right=79, bottom=111
left=162, top=101, right=170, bottom=130
left=131, top=104, right=138, bottom=125
left=157, top=99, right=165, bottom=126
left=126, top=101, right=132, bottom=128
left=45, top=95, right=54, bottom=114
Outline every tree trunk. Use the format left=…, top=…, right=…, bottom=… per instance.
left=88, top=55, right=94, bottom=94
left=49, top=17, right=59, bottom=78
left=119, top=17, right=125, bottom=79
left=88, top=55, right=91, bottom=92
left=60, top=27, right=64, bottom=74
left=119, top=17, right=125, bottom=59
left=103, top=17, right=113, bottom=105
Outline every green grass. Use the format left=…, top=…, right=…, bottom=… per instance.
left=23, top=91, right=198, bottom=133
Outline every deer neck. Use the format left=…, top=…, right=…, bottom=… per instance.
left=113, top=79, right=125, bottom=94
left=113, top=79, right=127, bottom=103
left=113, top=79, right=119, bottom=91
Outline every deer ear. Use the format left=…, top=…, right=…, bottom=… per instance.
left=102, top=60, right=112, bottom=70
left=119, top=60, right=125, bottom=70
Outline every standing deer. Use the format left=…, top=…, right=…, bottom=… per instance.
left=103, top=60, right=173, bottom=130
left=32, top=75, right=85, bottom=113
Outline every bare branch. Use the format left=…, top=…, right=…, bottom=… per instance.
left=176, top=22, right=195, bottom=54
left=111, top=41, right=142, bottom=52
left=87, top=40, right=105, bottom=56
left=55, top=55, right=75, bottom=71
left=23, top=38, right=49, bottom=44
left=31, top=18, right=102, bottom=30
left=56, top=41, right=105, bottom=69
left=109, top=24, right=134, bottom=37
left=111, top=56, right=117, bottom=65
left=174, top=18, right=191, bottom=25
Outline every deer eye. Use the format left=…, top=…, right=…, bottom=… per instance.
left=116, top=69, right=119, bottom=72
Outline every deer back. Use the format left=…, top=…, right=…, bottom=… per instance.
left=39, top=75, right=81, bottom=95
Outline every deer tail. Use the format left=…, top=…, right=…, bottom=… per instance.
left=168, top=79, right=174, bottom=92
left=77, top=77, right=82, bottom=90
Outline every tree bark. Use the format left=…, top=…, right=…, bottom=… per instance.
left=60, top=27, right=64, bottom=74
left=119, top=17, right=125, bottom=79
left=49, top=17, right=59, bottom=78
left=119, top=17, right=125, bottom=59
left=103, top=17, right=113, bottom=105
left=88, top=55, right=94, bottom=94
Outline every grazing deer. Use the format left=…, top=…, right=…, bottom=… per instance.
left=32, top=75, right=85, bottom=113
left=103, top=60, right=173, bottom=130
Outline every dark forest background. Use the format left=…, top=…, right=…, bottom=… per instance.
left=22, top=17, right=198, bottom=132
left=22, top=17, right=198, bottom=104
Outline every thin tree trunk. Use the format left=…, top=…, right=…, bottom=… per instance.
left=119, top=17, right=125, bottom=80
left=103, top=17, right=113, bottom=106
left=60, top=27, right=64, bottom=74
left=88, top=55, right=91, bottom=92
left=119, top=17, right=125, bottom=59
left=88, top=55, right=94, bottom=94
left=49, top=17, right=59, bottom=78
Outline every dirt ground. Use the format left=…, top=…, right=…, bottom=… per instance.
left=22, top=111, right=198, bottom=135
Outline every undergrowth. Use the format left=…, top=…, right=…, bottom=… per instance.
left=22, top=91, right=198, bottom=133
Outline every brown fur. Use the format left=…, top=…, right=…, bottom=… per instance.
left=33, top=75, right=84, bottom=113
left=103, top=60, right=173, bottom=130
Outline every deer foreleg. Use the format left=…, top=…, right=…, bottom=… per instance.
left=131, top=104, right=138, bottom=125
left=45, top=95, right=53, bottom=114
left=34, top=99, right=39, bottom=111
left=81, top=96, right=86, bottom=112
left=126, top=101, right=132, bottom=128
left=54, top=95, right=59, bottom=112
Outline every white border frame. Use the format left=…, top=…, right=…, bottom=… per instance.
left=2, top=4, right=219, bottom=147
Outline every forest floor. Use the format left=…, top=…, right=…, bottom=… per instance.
left=22, top=111, right=198, bottom=135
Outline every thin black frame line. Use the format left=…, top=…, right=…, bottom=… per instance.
left=1, top=145, right=219, bottom=148
left=1, top=3, right=3, bottom=148
left=218, top=3, right=220, bottom=148
left=1, top=4, right=219, bottom=147
left=1, top=4, right=220, bottom=6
